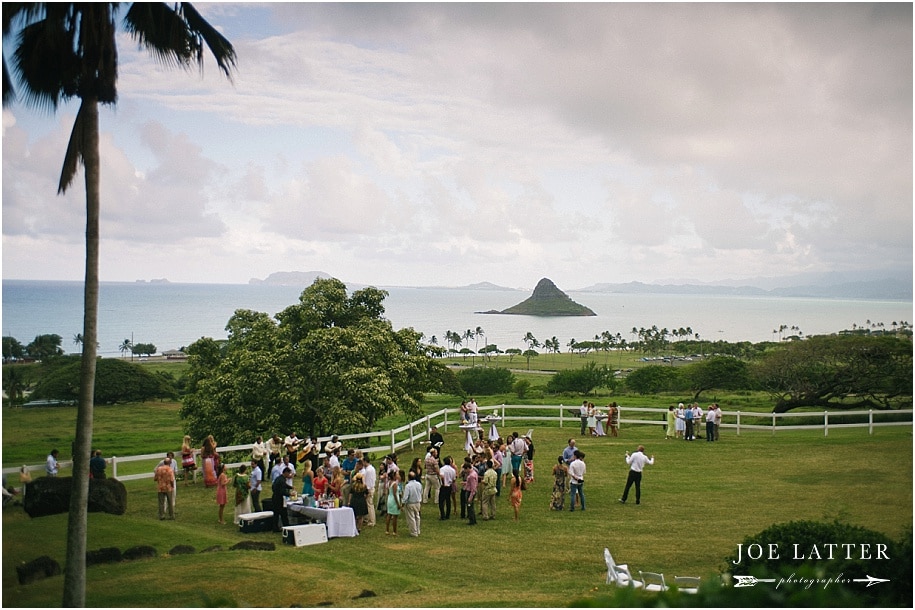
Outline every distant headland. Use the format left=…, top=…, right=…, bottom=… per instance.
left=477, top=278, right=596, bottom=316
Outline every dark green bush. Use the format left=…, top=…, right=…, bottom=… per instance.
left=32, top=358, right=178, bottom=404
left=455, top=366, right=515, bottom=395
left=545, top=361, right=614, bottom=394
left=623, top=365, right=684, bottom=394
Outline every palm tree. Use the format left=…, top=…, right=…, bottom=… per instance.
left=72, top=333, right=83, bottom=354
left=3, top=5, right=235, bottom=605
left=119, top=338, right=133, bottom=360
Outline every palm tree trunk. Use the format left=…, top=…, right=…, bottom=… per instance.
left=62, top=96, right=100, bottom=608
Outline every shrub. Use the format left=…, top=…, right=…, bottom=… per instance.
left=31, top=358, right=178, bottom=404
left=623, top=365, right=684, bottom=394
left=455, top=366, right=515, bottom=395
left=513, top=379, right=531, bottom=399
left=545, top=361, right=614, bottom=394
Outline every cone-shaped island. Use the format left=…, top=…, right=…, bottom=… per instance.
left=479, top=278, right=596, bottom=316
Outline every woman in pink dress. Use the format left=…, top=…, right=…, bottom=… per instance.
left=215, top=464, right=228, bottom=524
left=202, top=435, right=218, bottom=487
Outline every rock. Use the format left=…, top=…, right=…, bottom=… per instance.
left=353, top=590, right=377, bottom=599
left=230, top=540, right=276, bottom=552
left=16, top=555, right=61, bottom=585
left=168, top=545, right=196, bottom=556
left=86, top=547, right=122, bottom=566
left=122, top=545, right=157, bottom=561
left=495, top=278, right=596, bottom=316
left=23, top=477, right=128, bottom=518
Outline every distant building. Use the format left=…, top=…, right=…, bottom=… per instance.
left=162, top=349, right=187, bottom=360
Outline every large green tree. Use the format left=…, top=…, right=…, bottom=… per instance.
left=181, top=278, right=453, bottom=444
left=752, top=335, right=913, bottom=412
left=3, top=4, right=235, bottom=605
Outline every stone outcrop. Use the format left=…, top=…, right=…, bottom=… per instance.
left=23, top=477, right=128, bottom=518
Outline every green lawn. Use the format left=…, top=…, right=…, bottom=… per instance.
left=3, top=415, right=910, bottom=607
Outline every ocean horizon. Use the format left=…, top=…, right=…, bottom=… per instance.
left=2, top=279, right=912, bottom=358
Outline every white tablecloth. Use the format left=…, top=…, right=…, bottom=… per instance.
left=287, top=504, right=358, bottom=538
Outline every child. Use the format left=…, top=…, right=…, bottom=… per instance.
left=215, top=464, right=228, bottom=524
left=510, top=472, right=523, bottom=521
left=385, top=470, right=403, bottom=536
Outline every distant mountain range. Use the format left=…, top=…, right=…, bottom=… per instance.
left=250, top=270, right=912, bottom=300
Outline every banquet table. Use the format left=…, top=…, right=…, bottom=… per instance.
left=287, top=503, right=359, bottom=538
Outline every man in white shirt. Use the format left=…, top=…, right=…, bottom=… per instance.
left=705, top=406, right=716, bottom=442
left=362, top=456, right=377, bottom=527
left=619, top=445, right=655, bottom=505
left=568, top=450, right=586, bottom=512
left=249, top=459, right=263, bottom=512
left=579, top=401, right=589, bottom=435
left=509, top=432, right=526, bottom=475
left=283, top=432, right=302, bottom=468
left=46, top=449, right=60, bottom=477
left=438, top=456, right=457, bottom=520
left=324, top=435, right=342, bottom=455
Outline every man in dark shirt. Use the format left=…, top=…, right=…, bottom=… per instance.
left=429, top=426, right=444, bottom=451
left=89, top=450, right=107, bottom=479
left=271, top=468, right=294, bottom=532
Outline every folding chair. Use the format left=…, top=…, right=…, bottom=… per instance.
left=673, top=576, right=700, bottom=594
left=639, top=570, right=668, bottom=592
left=603, top=548, right=642, bottom=588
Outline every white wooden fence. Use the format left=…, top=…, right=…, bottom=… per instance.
left=4, top=405, right=910, bottom=482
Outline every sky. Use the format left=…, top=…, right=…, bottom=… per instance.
left=2, top=2, right=912, bottom=290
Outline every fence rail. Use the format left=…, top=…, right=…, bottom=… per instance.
left=4, top=405, right=910, bottom=481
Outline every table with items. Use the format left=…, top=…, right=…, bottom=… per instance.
left=287, top=501, right=359, bottom=538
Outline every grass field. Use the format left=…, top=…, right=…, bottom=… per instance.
left=3, top=411, right=911, bottom=607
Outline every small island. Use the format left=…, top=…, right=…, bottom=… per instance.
left=478, top=278, right=596, bottom=316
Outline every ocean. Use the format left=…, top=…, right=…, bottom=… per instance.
left=2, top=280, right=912, bottom=358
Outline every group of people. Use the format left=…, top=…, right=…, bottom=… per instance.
left=666, top=403, right=722, bottom=441
left=579, top=401, right=619, bottom=437
left=550, top=437, right=656, bottom=511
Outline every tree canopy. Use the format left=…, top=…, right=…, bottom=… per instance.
left=32, top=357, right=177, bottom=404
left=180, top=278, right=453, bottom=444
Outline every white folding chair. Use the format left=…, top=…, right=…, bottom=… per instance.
left=673, top=575, right=700, bottom=594
left=639, top=570, right=668, bottom=592
left=603, top=549, right=643, bottom=588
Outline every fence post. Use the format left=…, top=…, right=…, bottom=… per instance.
left=824, top=411, right=829, bottom=437
left=410, top=420, right=414, bottom=450
left=112, top=456, right=118, bottom=479
left=736, top=412, right=740, bottom=436
left=559, top=403, right=564, bottom=428
left=772, top=412, right=776, bottom=435
left=869, top=410, right=873, bottom=435
left=390, top=429, right=396, bottom=455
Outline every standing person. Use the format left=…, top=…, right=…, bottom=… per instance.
left=608, top=402, right=620, bottom=437
left=271, top=468, right=294, bottom=532
left=402, top=470, right=423, bottom=537
left=562, top=439, right=577, bottom=465
left=509, top=472, right=523, bottom=521
left=232, top=464, right=253, bottom=525
left=201, top=435, right=219, bottom=487
left=423, top=447, right=441, bottom=504
left=684, top=404, right=694, bottom=441
left=46, top=449, right=60, bottom=477
left=249, top=459, right=263, bottom=512
left=666, top=406, right=676, bottom=440
left=89, top=449, right=107, bottom=479
left=713, top=403, right=722, bottom=441
left=692, top=404, right=704, bottom=439
left=462, top=462, right=478, bottom=525
left=619, top=445, right=655, bottom=505
left=215, top=463, right=228, bottom=524
left=428, top=426, right=444, bottom=451
left=523, top=434, right=535, bottom=483
left=300, top=460, right=315, bottom=498
left=675, top=403, right=686, bottom=439
left=385, top=469, right=404, bottom=535
left=705, top=405, right=716, bottom=442
left=508, top=432, right=526, bottom=476
left=302, top=437, right=320, bottom=475
left=181, top=435, right=196, bottom=484
left=551, top=456, right=569, bottom=511
left=362, top=456, right=377, bottom=527
left=481, top=460, right=498, bottom=520
left=579, top=401, right=589, bottom=435
left=324, top=435, right=342, bottom=455
left=340, top=449, right=358, bottom=506
left=251, top=435, right=268, bottom=481
left=284, top=432, right=302, bottom=470
left=348, top=473, right=369, bottom=533
left=568, top=450, right=586, bottom=512
left=498, top=443, right=511, bottom=495
left=154, top=455, right=176, bottom=520
left=438, top=456, right=456, bottom=520
left=587, top=403, right=597, bottom=436
left=312, top=466, right=328, bottom=499
left=266, top=434, right=283, bottom=475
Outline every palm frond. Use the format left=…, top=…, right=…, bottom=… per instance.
left=58, top=102, right=88, bottom=194
left=11, top=10, right=81, bottom=111
left=123, top=2, right=196, bottom=71
left=179, top=3, right=237, bottom=80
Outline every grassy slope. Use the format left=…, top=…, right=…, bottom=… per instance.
left=3, top=419, right=911, bottom=607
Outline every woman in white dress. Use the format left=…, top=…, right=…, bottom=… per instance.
left=675, top=403, right=686, bottom=439
left=586, top=403, right=597, bottom=436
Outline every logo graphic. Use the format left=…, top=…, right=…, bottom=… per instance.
left=734, top=574, right=890, bottom=589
